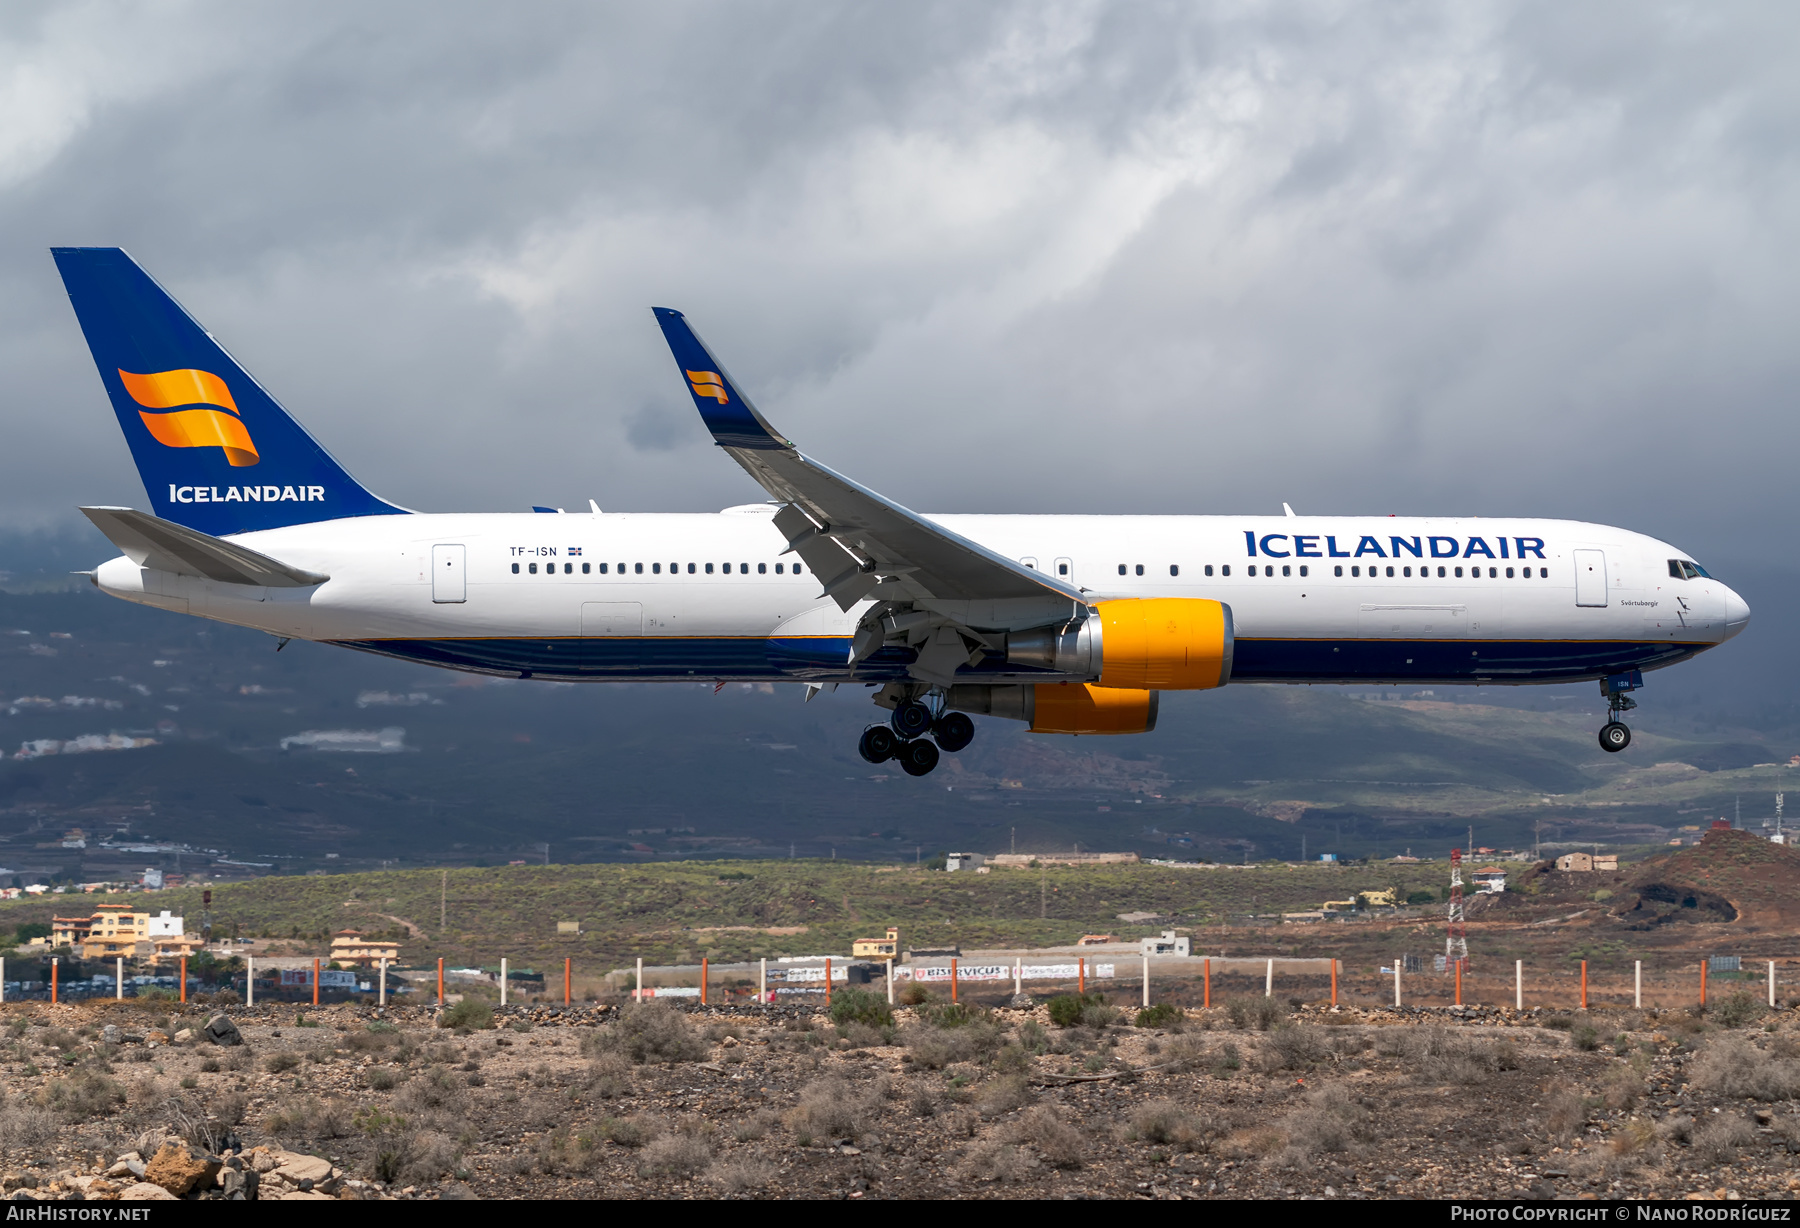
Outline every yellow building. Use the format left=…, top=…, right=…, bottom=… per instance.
left=852, top=927, right=899, bottom=959
left=329, top=930, right=401, bottom=969
left=82, top=905, right=153, bottom=958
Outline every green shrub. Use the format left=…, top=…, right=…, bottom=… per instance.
left=1571, top=1024, right=1600, bottom=1052
left=897, top=983, right=932, bottom=1006
left=1406, top=890, right=1437, bottom=906
left=917, top=1001, right=981, bottom=1029
left=1223, top=996, right=1283, bottom=1031
left=264, top=1051, right=301, bottom=1074
left=828, top=987, right=893, bottom=1030
left=585, top=1003, right=707, bottom=1064
left=1542, top=1015, right=1575, bottom=1031
left=1135, top=1003, right=1184, bottom=1029
left=440, top=998, right=494, bottom=1031
left=1047, top=994, right=1105, bottom=1028
left=1712, top=991, right=1767, bottom=1029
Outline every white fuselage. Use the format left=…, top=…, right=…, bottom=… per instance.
left=92, top=506, right=1749, bottom=687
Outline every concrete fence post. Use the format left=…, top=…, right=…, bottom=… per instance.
left=1394, top=960, right=1402, bottom=1008
left=887, top=959, right=895, bottom=1005
left=1635, top=961, right=1642, bottom=1010
left=757, top=957, right=764, bottom=1004
left=1014, top=959, right=1021, bottom=999
left=1331, top=959, right=1338, bottom=1007
left=639, top=957, right=646, bottom=1003
left=564, top=957, right=571, bottom=1006
left=437, top=957, right=444, bottom=1006
left=1515, top=959, right=1522, bottom=1011
left=1771, top=961, right=1778, bottom=1009
left=116, top=957, right=124, bottom=1001
left=500, top=958, right=507, bottom=1007
left=1142, top=955, right=1150, bottom=1008
left=246, top=955, right=253, bottom=1008
left=1264, top=958, right=1273, bottom=999
left=378, top=958, right=387, bottom=1008
left=1, top=956, right=5, bottom=1003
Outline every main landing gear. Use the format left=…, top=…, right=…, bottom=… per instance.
left=1597, top=670, right=1643, bottom=754
left=858, top=695, right=975, bottom=776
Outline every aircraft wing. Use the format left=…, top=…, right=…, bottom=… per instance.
left=652, top=308, right=1085, bottom=627
left=81, top=506, right=329, bottom=588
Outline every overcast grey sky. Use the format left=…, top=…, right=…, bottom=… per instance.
left=3, top=1, right=1796, bottom=568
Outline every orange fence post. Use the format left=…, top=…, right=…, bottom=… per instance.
left=948, top=958, right=956, bottom=1004
left=1331, top=959, right=1338, bottom=1006
left=1700, top=960, right=1707, bottom=1007
left=437, top=957, right=444, bottom=1005
left=701, top=957, right=708, bottom=1006
left=825, top=958, right=833, bottom=1008
left=180, top=956, right=188, bottom=1005
left=1454, top=959, right=1462, bottom=1006
left=564, top=957, right=571, bottom=1005
left=50, top=958, right=58, bottom=1005
left=312, top=957, right=320, bottom=1007
left=1078, top=957, right=1085, bottom=996
left=1204, top=957, right=1211, bottom=1009
left=1580, top=960, right=1588, bottom=1010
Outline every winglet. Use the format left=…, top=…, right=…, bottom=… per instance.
left=651, top=308, right=790, bottom=450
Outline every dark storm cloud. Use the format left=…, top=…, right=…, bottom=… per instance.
left=1, top=1, right=1796, bottom=570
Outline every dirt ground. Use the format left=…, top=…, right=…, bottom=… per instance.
left=2, top=988, right=1800, bottom=1200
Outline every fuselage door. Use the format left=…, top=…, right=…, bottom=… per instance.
left=1573, top=549, right=1608, bottom=608
left=431, top=544, right=466, bottom=603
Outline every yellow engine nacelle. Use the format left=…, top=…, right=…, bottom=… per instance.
left=1094, top=598, right=1233, bottom=690
left=1004, top=598, right=1233, bottom=691
left=946, top=682, right=1157, bottom=735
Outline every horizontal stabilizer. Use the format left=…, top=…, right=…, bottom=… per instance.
left=80, top=506, right=328, bottom=588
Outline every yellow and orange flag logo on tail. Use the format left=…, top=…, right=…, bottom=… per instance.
left=685, top=369, right=729, bottom=404
left=118, top=368, right=259, bottom=467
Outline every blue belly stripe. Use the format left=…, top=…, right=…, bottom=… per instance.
left=328, top=635, right=1710, bottom=685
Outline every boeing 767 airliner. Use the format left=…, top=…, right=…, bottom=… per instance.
left=50, top=248, right=1749, bottom=776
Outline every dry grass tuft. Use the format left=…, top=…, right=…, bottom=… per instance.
left=1691, top=1037, right=1800, bottom=1101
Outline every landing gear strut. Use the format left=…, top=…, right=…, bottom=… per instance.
left=1598, top=670, right=1642, bottom=754
left=858, top=687, right=975, bottom=775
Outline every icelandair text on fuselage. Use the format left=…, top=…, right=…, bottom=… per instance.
left=168, top=484, right=325, bottom=504
left=1247, top=532, right=1548, bottom=561
left=1449, top=1207, right=1789, bottom=1222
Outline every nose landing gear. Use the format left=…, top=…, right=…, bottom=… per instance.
left=1597, top=670, right=1643, bottom=754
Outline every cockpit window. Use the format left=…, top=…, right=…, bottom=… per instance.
left=1668, top=559, right=1709, bottom=581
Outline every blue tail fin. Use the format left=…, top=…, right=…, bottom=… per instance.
left=652, top=307, right=791, bottom=450
left=52, top=247, right=408, bottom=535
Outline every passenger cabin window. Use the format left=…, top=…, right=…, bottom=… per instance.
left=759, top=563, right=767, bottom=574
left=705, top=563, right=714, bottom=574
left=1385, top=566, right=1394, bottom=577
left=511, top=563, right=520, bottom=574
left=1170, top=565, right=1179, bottom=577
left=1333, top=565, right=1342, bottom=577
left=528, top=563, right=538, bottom=574
left=652, top=563, right=660, bottom=574
left=1299, top=565, right=1308, bottom=577
left=1021, top=557, right=1037, bottom=570
left=1282, top=565, right=1291, bottom=577
left=1220, top=565, right=1230, bottom=577
left=1057, top=562, right=1069, bottom=576
left=1118, top=564, right=1126, bottom=575
left=1135, top=564, right=1144, bottom=576
left=1205, top=565, right=1214, bottom=576
left=582, top=563, right=590, bottom=574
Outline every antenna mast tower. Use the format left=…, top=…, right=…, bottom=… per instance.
left=1446, top=848, right=1468, bottom=970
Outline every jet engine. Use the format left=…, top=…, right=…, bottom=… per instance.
left=946, top=682, right=1157, bottom=735
left=1004, top=598, right=1233, bottom=690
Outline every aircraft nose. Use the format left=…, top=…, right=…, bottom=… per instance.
left=1722, top=586, right=1751, bottom=640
